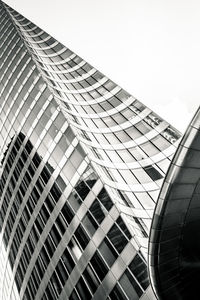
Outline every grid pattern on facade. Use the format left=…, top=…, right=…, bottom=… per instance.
left=0, top=1, right=182, bottom=300
left=4, top=3, right=182, bottom=260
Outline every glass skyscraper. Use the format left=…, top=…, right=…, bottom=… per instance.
left=0, top=1, right=181, bottom=299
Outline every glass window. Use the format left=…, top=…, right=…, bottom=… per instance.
left=40, top=166, right=51, bottom=184
left=32, top=152, right=41, bottom=168
left=129, top=254, right=149, bottom=290
left=69, top=289, right=80, bottom=300
left=103, top=116, right=117, bottom=127
left=52, top=144, right=64, bottom=164
left=109, top=283, right=127, bottom=300
left=94, top=133, right=109, bottom=144
left=151, top=135, right=170, bottom=151
left=83, top=264, right=99, bottom=294
left=93, top=118, right=106, bottom=128
left=107, top=224, right=128, bottom=254
left=93, top=103, right=104, bottom=113
left=97, top=188, right=113, bottom=211
left=128, top=147, right=144, bottom=160
left=56, top=174, right=67, bottom=192
left=90, top=251, right=108, bottom=281
left=99, top=237, right=117, bottom=267
left=108, top=96, right=121, bottom=108
left=35, top=214, right=45, bottom=235
left=133, top=168, right=151, bottom=184
left=74, top=224, right=90, bottom=250
left=132, top=100, right=145, bottom=112
left=44, top=282, right=58, bottom=300
left=40, top=203, right=50, bottom=224
left=104, top=80, right=116, bottom=90
left=90, top=199, right=106, bottom=224
left=125, top=127, right=141, bottom=140
left=54, top=111, right=66, bottom=129
left=61, top=247, right=75, bottom=274
left=101, top=101, right=113, bottom=111
left=116, top=217, right=132, bottom=239
left=74, top=180, right=90, bottom=200
left=89, top=90, right=101, bottom=99
left=144, top=165, right=163, bottom=181
left=61, top=202, right=74, bottom=224
left=92, top=71, right=104, bottom=81
left=97, top=85, right=108, bottom=95
left=118, top=149, right=135, bottom=163
left=55, top=260, right=68, bottom=286
left=44, top=195, right=55, bottom=213
left=115, top=131, right=131, bottom=143
left=82, top=212, right=98, bottom=237
left=140, top=141, right=159, bottom=156
left=86, top=77, right=96, bottom=85
left=75, top=277, right=92, bottom=300
left=106, top=150, right=122, bottom=163
left=64, top=126, right=75, bottom=144
left=114, top=113, right=127, bottom=124
left=44, top=235, right=56, bottom=258
left=70, top=147, right=84, bottom=169
left=68, top=192, right=82, bottom=212
left=55, top=213, right=67, bottom=235
left=49, top=224, right=62, bottom=247
left=68, top=238, right=82, bottom=261
left=61, top=160, right=76, bottom=181
left=106, top=133, right=119, bottom=144
left=42, top=132, right=54, bottom=149
left=132, top=217, right=148, bottom=237
left=119, top=270, right=142, bottom=299
left=120, top=170, right=139, bottom=185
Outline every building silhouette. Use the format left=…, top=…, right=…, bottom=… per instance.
left=0, top=1, right=181, bottom=299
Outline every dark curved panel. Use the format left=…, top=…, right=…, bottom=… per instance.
left=149, top=106, right=200, bottom=300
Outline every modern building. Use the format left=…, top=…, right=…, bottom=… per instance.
left=0, top=1, right=182, bottom=299
left=149, top=107, right=200, bottom=300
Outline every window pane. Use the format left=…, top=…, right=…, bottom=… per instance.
left=129, top=254, right=149, bottom=290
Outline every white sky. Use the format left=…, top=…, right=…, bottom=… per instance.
left=4, top=0, right=200, bottom=133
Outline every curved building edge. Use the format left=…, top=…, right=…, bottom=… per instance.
left=149, top=106, right=200, bottom=299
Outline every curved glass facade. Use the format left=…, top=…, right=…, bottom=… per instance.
left=0, top=1, right=182, bottom=299
left=149, top=107, right=200, bottom=300
left=5, top=1, right=182, bottom=252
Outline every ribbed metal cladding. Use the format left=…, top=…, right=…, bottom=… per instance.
left=0, top=1, right=182, bottom=300
left=149, top=106, right=200, bottom=300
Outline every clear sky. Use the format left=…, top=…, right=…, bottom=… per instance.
left=4, top=0, right=200, bottom=133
